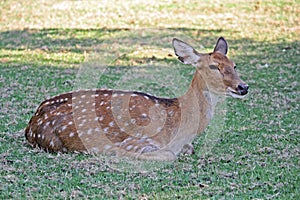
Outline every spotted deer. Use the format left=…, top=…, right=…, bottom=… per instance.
left=25, top=37, right=248, bottom=161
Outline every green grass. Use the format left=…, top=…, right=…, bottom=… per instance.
left=0, top=0, right=299, bottom=199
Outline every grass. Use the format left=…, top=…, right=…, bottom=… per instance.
left=0, top=0, right=299, bottom=199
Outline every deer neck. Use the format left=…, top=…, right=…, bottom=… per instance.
left=179, top=70, right=218, bottom=134
left=163, top=70, right=219, bottom=155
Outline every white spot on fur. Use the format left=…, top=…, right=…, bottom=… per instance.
left=126, top=145, right=133, bottom=151
left=129, top=105, right=136, bottom=111
left=99, top=116, right=104, bottom=121
left=131, top=119, right=136, bottom=124
left=50, top=140, right=54, bottom=147
left=81, top=95, right=86, bottom=99
left=103, top=127, right=109, bottom=132
left=144, top=95, right=149, bottom=100
left=82, top=109, right=87, bottom=113
left=37, top=119, right=43, bottom=125
left=69, top=132, right=74, bottom=137
left=62, top=125, right=67, bottom=131
left=104, top=93, right=109, bottom=97
left=146, top=138, right=153, bottom=143
left=120, top=137, right=133, bottom=146
left=112, top=93, right=118, bottom=97
left=87, top=128, right=93, bottom=135
left=100, top=101, right=105, bottom=106
left=131, top=94, right=138, bottom=97
left=55, top=112, right=61, bottom=116
left=109, top=121, right=114, bottom=127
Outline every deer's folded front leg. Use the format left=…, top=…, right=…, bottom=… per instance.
left=181, top=143, right=195, bottom=155
left=137, top=149, right=176, bottom=161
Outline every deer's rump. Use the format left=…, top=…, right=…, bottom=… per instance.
left=25, top=89, right=181, bottom=155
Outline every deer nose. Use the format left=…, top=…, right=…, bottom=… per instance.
left=237, top=83, right=249, bottom=95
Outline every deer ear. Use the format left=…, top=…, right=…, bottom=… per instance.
left=172, top=38, right=201, bottom=65
left=213, top=37, right=228, bottom=55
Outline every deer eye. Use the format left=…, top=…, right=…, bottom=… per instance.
left=209, top=65, right=219, bottom=70
left=234, top=65, right=237, bottom=70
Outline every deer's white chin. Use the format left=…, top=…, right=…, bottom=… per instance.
left=227, top=88, right=247, bottom=99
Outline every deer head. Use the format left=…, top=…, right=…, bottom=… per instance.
left=172, top=37, right=249, bottom=98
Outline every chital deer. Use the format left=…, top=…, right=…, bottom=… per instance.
left=25, top=37, right=248, bottom=161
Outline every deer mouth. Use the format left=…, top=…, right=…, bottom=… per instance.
left=227, top=87, right=248, bottom=99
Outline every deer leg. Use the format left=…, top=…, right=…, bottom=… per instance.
left=137, top=149, right=176, bottom=161
left=181, top=143, right=195, bottom=155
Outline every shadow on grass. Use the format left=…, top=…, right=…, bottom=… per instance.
left=1, top=27, right=298, bottom=100
left=1, top=28, right=298, bottom=100
left=0, top=27, right=298, bottom=67
left=0, top=27, right=226, bottom=52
